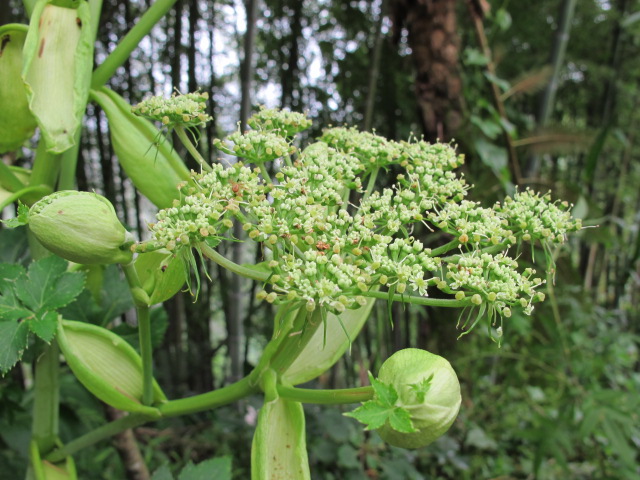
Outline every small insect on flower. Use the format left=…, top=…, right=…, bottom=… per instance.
left=316, top=241, right=330, bottom=251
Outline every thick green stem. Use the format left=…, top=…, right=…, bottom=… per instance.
left=45, top=375, right=259, bottom=462
left=158, top=375, right=259, bottom=416
left=29, top=143, right=61, bottom=191
left=121, top=263, right=154, bottom=406
left=362, top=290, right=472, bottom=308
left=0, top=185, right=53, bottom=210
left=0, top=162, right=26, bottom=192
left=174, top=125, right=212, bottom=172
left=91, top=0, right=179, bottom=88
left=199, top=242, right=270, bottom=282
left=258, top=163, right=272, bottom=184
left=32, top=341, right=60, bottom=455
left=45, top=412, right=152, bottom=463
left=277, top=385, right=373, bottom=405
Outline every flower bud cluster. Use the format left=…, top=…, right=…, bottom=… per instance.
left=214, top=130, right=294, bottom=165
left=495, top=189, right=582, bottom=246
left=247, top=106, right=312, bottom=137
left=131, top=91, right=211, bottom=128
left=441, top=253, right=545, bottom=317
left=136, top=107, right=580, bottom=333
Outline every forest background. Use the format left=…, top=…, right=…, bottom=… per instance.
left=1, top=0, right=639, bottom=479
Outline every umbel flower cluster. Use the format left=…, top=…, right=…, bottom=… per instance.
left=133, top=103, right=581, bottom=339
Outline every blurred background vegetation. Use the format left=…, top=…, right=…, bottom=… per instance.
left=1, top=0, right=639, bottom=478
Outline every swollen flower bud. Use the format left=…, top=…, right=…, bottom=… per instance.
left=376, top=348, right=461, bottom=449
left=29, top=191, right=134, bottom=265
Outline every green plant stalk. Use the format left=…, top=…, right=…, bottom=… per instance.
left=91, top=0, right=179, bottom=88
left=174, top=125, right=212, bottom=172
left=46, top=375, right=259, bottom=462
left=199, top=242, right=270, bottom=282
left=364, top=167, right=380, bottom=200
left=121, top=262, right=155, bottom=405
left=258, top=162, right=272, bottom=185
left=158, top=375, right=260, bottom=416
left=31, top=340, right=60, bottom=455
left=0, top=161, right=26, bottom=192
left=430, top=239, right=460, bottom=257
left=277, top=385, right=373, bottom=404
left=57, top=131, right=82, bottom=190
left=28, top=142, right=60, bottom=190
left=45, top=412, right=152, bottom=464
left=0, top=185, right=53, bottom=210
left=362, top=290, right=473, bottom=308
left=250, top=305, right=305, bottom=381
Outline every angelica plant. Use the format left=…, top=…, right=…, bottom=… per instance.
left=0, top=3, right=581, bottom=473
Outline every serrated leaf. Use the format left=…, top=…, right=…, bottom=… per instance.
left=0, top=226, right=29, bottom=263
left=0, top=285, right=32, bottom=322
left=14, top=256, right=66, bottom=311
left=0, top=263, right=26, bottom=290
left=0, top=320, right=29, bottom=374
left=178, top=457, right=231, bottom=480
left=344, top=401, right=394, bottom=430
left=388, top=407, right=417, bottom=433
left=409, top=374, right=434, bottom=403
left=0, top=204, right=28, bottom=228
left=46, top=271, right=85, bottom=310
left=370, top=376, right=398, bottom=406
left=14, top=256, right=84, bottom=313
left=28, top=310, right=58, bottom=342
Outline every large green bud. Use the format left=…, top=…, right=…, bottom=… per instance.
left=0, top=24, right=37, bottom=153
left=377, top=348, right=461, bottom=449
left=90, top=88, right=192, bottom=209
left=29, top=191, right=134, bottom=265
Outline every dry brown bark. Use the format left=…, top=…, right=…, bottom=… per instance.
left=392, top=0, right=463, bottom=142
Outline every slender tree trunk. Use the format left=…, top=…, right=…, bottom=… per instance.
left=391, top=0, right=463, bottom=142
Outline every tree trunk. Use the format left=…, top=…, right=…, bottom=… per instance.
left=391, top=0, right=463, bottom=142
left=280, top=0, right=303, bottom=109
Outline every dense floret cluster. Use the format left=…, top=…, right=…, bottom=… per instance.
left=131, top=91, right=211, bottom=128
left=133, top=107, right=581, bottom=339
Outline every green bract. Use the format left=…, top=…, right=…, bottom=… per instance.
left=376, top=348, right=461, bottom=449
left=22, top=0, right=94, bottom=153
left=0, top=24, right=37, bottom=153
left=29, top=191, right=134, bottom=265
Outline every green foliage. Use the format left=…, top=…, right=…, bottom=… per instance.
left=345, top=373, right=416, bottom=433
left=0, top=255, right=84, bottom=373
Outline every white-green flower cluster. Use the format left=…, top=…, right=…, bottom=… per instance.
left=135, top=107, right=581, bottom=339
left=131, top=91, right=211, bottom=128
left=248, top=106, right=312, bottom=137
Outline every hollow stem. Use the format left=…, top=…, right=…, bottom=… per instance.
left=121, top=262, right=154, bottom=405
left=199, top=242, right=270, bottom=282
left=174, top=125, right=212, bottom=172
left=277, top=385, right=373, bottom=405
left=32, top=341, right=60, bottom=455
left=361, top=290, right=472, bottom=308
left=45, top=412, right=152, bottom=463
left=0, top=161, right=26, bottom=192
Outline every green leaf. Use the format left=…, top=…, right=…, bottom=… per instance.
left=46, top=271, right=86, bottom=310
left=0, top=263, right=26, bottom=290
left=387, top=407, right=417, bottom=434
left=27, top=310, right=58, bottom=343
left=409, top=374, right=434, bottom=403
left=0, top=287, right=32, bottom=322
left=178, top=457, right=231, bottom=480
left=0, top=203, right=29, bottom=228
left=369, top=374, right=398, bottom=406
left=0, top=320, right=29, bottom=374
left=345, top=401, right=395, bottom=431
left=14, top=256, right=62, bottom=311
